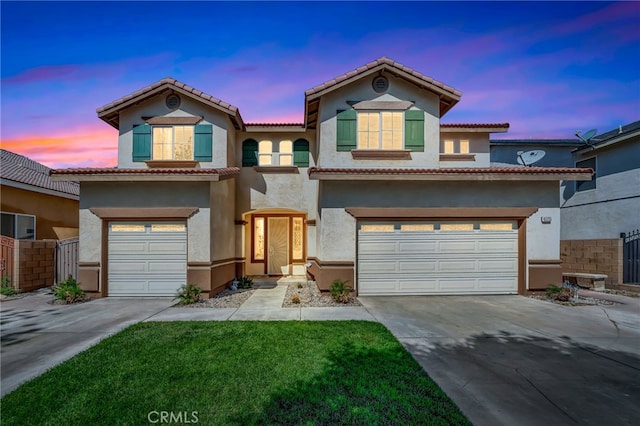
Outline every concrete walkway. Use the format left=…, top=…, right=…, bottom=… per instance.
left=147, top=282, right=375, bottom=322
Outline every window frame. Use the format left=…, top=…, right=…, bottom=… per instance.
left=151, top=125, right=195, bottom=161
left=443, top=139, right=470, bottom=154
left=1, top=212, right=36, bottom=240
left=357, top=111, right=404, bottom=150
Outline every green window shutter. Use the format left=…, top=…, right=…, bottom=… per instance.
left=194, top=124, right=213, bottom=162
left=336, top=109, right=357, bottom=151
left=404, top=110, right=424, bottom=152
left=293, top=139, right=310, bottom=167
left=242, top=139, right=258, bottom=167
left=132, top=124, right=152, bottom=162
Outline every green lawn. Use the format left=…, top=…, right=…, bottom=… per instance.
left=1, top=321, right=469, bottom=425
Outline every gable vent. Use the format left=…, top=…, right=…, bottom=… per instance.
left=372, top=76, right=389, bottom=93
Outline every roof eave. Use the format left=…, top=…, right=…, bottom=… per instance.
left=97, top=84, right=244, bottom=130
left=573, top=129, right=640, bottom=153
left=308, top=169, right=592, bottom=181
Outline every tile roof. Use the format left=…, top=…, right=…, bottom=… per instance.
left=305, top=57, right=462, bottom=99
left=245, top=123, right=305, bottom=127
left=441, top=123, right=510, bottom=129
left=308, top=166, right=592, bottom=176
left=96, top=78, right=243, bottom=129
left=50, top=167, right=240, bottom=176
left=590, top=120, right=640, bottom=143
left=1, top=149, right=79, bottom=197
left=490, top=139, right=582, bottom=146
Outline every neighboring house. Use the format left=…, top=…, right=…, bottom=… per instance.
left=1, top=149, right=79, bottom=240
left=560, top=122, right=640, bottom=284
left=51, top=57, right=590, bottom=298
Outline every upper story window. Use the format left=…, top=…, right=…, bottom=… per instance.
left=337, top=109, right=424, bottom=152
left=133, top=123, right=212, bottom=163
left=443, top=139, right=470, bottom=154
left=576, top=157, right=596, bottom=192
left=152, top=126, right=194, bottom=160
left=243, top=138, right=309, bottom=167
left=357, top=112, right=403, bottom=150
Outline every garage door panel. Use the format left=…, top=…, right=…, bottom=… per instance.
left=358, top=222, right=518, bottom=296
left=399, top=279, right=437, bottom=291
left=438, top=240, right=477, bottom=253
left=148, top=261, right=186, bottom=273
left=478, top=239, right=518, bottom=252
left=109, top=242, right=148, bottom=254
left=398, top=241, right=438, bottom=253
left=438, top=260, right=477, bottom=272
left=398, top=260, right=436, bottom=273
left=148, top=242, right=187, bottom=253
left=478, top=259, right=518, bottom=272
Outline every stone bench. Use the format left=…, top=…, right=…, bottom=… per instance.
left=562, top=272, right=608, bottom=291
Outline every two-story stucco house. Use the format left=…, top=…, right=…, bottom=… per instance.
left=52, top=57, right=592, bottom=298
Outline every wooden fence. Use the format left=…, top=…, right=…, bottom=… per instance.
left=1, top=236, right=15, bottom=283
left=56, top=237, right=79, bottom=283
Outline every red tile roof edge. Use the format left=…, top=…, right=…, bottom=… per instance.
left=245, top=123, right=305, bottom=127
left=51, top=167, right=241, bottom=176
left=96, top=77, right=239, bottom=117
left=441, top=123, right=510, bottom=128
left=308, top=167, right=592, bottom=175
left=304, top=56, right=462, bottom=98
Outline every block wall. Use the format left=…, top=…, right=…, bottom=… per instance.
left=14, top=240, right=57, bottom=292
left=560, top=238, right=623, bottom=285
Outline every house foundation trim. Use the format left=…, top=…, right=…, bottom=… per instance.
left=307, top=257, right=355, bottom=294
left=528, top=259, right=563, bottom=290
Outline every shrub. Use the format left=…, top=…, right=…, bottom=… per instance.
left=53, top=276, right=85, bottom=304
left=330, top=279, right=352, bottom=303
left=238, top=276, right=253, bottom=289
left=175, top=283, right=203, bottom=305
left=291, top=295, right=301, bottom=304
left=296, top=282, right=303, bottom=289
left=545, top=284, right=563, bottom=297
left=0, top=275, right=16, bottom=296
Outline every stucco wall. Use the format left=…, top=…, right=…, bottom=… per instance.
left=210, top=179, right=235, bottom=261
left=440, top=131, right=491, bottom=168
left=1, top=186, right=78, bottom=240
left=116, top=94, right=232, bottom=169
left=79, top=181, right=212, bottom=262
left=561, top=169, right=640, bottom=239
left=317, top=74, right=441, bottom=169
left=317, top=180, right=560, bottom=263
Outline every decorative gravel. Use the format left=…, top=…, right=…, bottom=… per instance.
left=283, top=281, right=361, bottom=308
left=528, top=295, right=614, bottom=306
left=177, top=288, right=255, bottom=308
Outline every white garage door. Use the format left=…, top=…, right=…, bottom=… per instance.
left=108, top=222, right=187, bottom=296
left=358, top=222, right=518, bottom=295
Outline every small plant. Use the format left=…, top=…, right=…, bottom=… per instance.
left=545, top=284, right=562, bottom=297
left=238, top=276, right=253, bottom=289
left=546, top=283, right=570, bottom=302
left=174, top=283, right=203, bottom=305
left=296, top=282, right=303, bottom=289
left=0, top=275, right=17, bottom=296
left=330, top=279, right=352, bottom=303
left=291, top=295, right=301, bottom=304
left=53, top=275, right=85, bottom=304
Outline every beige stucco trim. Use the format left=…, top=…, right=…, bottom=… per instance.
left=351, top=150, right=412, bottom=160
left=439, top=154, right=476, bottom=161
left=345, top=207, right=539, bottom=219
left=51, top=174, right=224, bottom=182
left=89, top=207, right=199, bottom=219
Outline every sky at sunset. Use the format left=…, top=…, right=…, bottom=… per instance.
left=1, top=1, right=639, bottom=169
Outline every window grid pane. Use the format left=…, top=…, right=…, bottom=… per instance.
left=444, top=140, right=454, bottom=154
left=254, top=218, right=265, bottom=260
left=292, top=217, right=304, bottom=260
left=459, top=140, right=470, bottom=154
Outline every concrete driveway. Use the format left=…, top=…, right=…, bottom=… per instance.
left=359, top=294, right=640, bottom=426
left=0, top=293, right=173, bottom=396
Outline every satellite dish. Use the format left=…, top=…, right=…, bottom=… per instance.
left=575, top=129, right=597, bottom=143
left=517, top=150, right=546, bottom=167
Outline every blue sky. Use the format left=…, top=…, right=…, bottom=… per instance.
left=1, top=1, right=639, bottom=168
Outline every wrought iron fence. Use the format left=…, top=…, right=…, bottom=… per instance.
left=621, top=229, right=639, bottom=284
